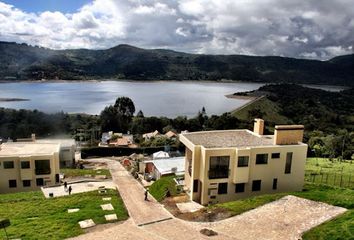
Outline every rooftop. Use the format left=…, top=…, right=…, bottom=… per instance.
left=149, top=157, right=185, bottom=175
left=35, top=139, right=75, bottom=147
left=180, top=130, right=275, bottom=148
left=0, top=142, right=60, bottom=157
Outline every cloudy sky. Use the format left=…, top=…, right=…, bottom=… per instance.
left=0, top=0, right=353, bottom=60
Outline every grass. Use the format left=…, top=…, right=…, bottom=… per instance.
left=149, top=175, right=178, bottom=202
left=305, top=158, right=354, bottom=188
left=0, top=189, right=128, bottom=240
left=61, top=168, right=111, bottom=178
left=215, top=184, right=354, bottom=240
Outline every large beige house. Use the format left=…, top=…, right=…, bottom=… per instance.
left=0, top=142, right=61, bottom=193
left=179, top=119, right=308, bottom=205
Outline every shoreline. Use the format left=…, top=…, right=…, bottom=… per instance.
left=0, top=98, right=30, bottom=102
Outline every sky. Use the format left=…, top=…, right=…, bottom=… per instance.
left=0, top=0, right=353, bottom=60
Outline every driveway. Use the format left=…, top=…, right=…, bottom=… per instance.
left=69, top=158, right=346, bottom=240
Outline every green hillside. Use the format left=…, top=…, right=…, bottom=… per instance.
left=0, top=41, right=353, bottom=86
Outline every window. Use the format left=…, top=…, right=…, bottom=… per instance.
left=3, top=161, right=14, bottom=169
left=285, top=152, right=293, bottom=174
left=252, top=180, right=261, bottom=191
left=23, top=180, right=31, bottom=187
left=35, top=160, right=51, bottom=175
left=218, top=183, right=228, bottom=194
left=237, top=156, right=249, bottom=167
left=272, top=178, right=278, bottom=190
left=208, top=156, right=230, bottom=179
left=235, top=183, right=245, bottom=193
left=36, top=178, right=44, bottom=186
left=9, top=180, right=17, bottom=188
left=193, top=179, right=199, bottom=192
left=271, top=153, right=280, bottom=159
left=21, top=161, right=30, bottom=169
left=256, top=154, right=268, bottom=164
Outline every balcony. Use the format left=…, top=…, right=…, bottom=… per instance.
left=35, top=168, right=51, bottom=175
left=208, top=169, right=230, bottom=179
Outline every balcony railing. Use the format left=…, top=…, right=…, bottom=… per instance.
left=35, top=168, right=51, bottom=175
left=208, top=169, right=230, bottom=179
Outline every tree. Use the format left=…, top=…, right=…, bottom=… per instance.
left=136, top=110, right=144, bottom=118
left=114, top=97, right=135, bottom=118
left=99, top=106, right=119, bottom=132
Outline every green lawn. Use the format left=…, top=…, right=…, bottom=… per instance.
left=215, top=184, right=354, bottom=240
left=305, top=158, right=354, bottom=188
left=149, top=176, right=178, bottom=202
left=61, top=168, right=112, bottom=178
left=0, top=189, right=128, bottom=240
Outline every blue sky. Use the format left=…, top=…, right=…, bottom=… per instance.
left=2, top=0, right=91, bottom=13
left=0, top=0, right=353, bottom=59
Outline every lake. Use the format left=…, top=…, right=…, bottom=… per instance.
left=0, top=81, right=346, bottom=117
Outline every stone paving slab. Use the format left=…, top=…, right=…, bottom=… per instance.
left=41, top=181, right=116, bottom=198
left=191, top=195, right=347, bottom=240
left=78, top=219, right=95, bottom=229
left=105, top=214, right=118, bottom=221
left=68, top=208, right=80, bottom=213
left=101, top=203, right=114, bottom=211
left=176, top=201, right=204, bottom=213
left=102, top=197, right=112, bottom=201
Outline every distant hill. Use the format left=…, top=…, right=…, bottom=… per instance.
left=0, top=41, right=353, bottom=86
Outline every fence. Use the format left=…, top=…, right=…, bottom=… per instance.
left=305, top=171, right=354, bottom=189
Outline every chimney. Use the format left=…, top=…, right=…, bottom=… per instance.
left=31, top=133, right=36, bottom=142
left=274, top=125, right=304, bottom=145
left=253, top=118, right=264, bottom=135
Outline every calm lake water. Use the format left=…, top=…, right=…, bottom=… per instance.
left=0, top=81, right=346, bottom=117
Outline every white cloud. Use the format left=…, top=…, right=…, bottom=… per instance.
left=0, top=0, right=353, bottom=59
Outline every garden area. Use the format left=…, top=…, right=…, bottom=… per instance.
left=0, top=189, right=128, bottom=239
left=305, top=157, right=354, bottom=188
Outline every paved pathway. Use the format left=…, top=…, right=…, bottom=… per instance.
left=69, top=158, right=346, bottom=240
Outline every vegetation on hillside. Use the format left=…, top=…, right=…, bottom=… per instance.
left=1, top=41, right=354, bottom=86
left=0, top=190, right=128, bottom=240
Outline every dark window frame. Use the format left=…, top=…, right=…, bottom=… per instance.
left=237, top=156, right=249, bottom=167
left=235, top=183, right=245, bottom=193
left=21, top=161, right=31, bottom=169
left=285, top=152, right=293, bottom=174
left=3, top=161, right=14, bottom=169
left=256, top=154, right=268, bottom=165
left=252, top=180, right=261, bottom=191
left=208, top=156, right=230, bottom=179
left=9, top=179, right=17, bottom=188
left=272, top=178, right=278, bottom=190
left=35, top=160, right=51, bottom=175
left=23, top=180, right=31, bottom=187
left=271, top=153, right=280, bottom=159
left=36, top=178, right=44, bottom=186
left=218, top=182, right=228, bottom=194
left=193, top=179, right=199, bottom=192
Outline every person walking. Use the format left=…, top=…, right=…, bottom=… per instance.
left=68, top=186, right=72, bottom=195
left=144, top=189, right=149, bottom=201
left=64, top=181, right=67, bottom=190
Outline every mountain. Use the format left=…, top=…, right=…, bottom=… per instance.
left=0, top=41, right=353, bottom=86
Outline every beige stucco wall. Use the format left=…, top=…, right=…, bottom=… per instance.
left=182, top=142, right=308, bottom=205
left=0, top=152, right=60, bottom=194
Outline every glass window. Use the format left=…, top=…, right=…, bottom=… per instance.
left=256, top=154, right=268, bottom=164
left=235, top=183, right=245, bottom=193
left=273, top=178, right=278, bottom=190
left=237, top=156, right=249, bottom=167
left=252, top=180, right=261, bottom=191
left=36, top=178, right=44, bottom=186
left=21, top=161, right=30, bottom=169
left=193, top=179, right=199, bottom=192
left=218, top=183, right=228, bottom=194
left=285, top=152, right=293, bottom=174
left=23, top=180, right=31, bottom=187
left=4, top=161, right=14, bottom=169
left=209, top=156, right=230, bottom=179
left=35, top=160, right=51, bottom=175
left=9, top=180, right=17, bottom=188
left=271, top=153, right=280, bottom=159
